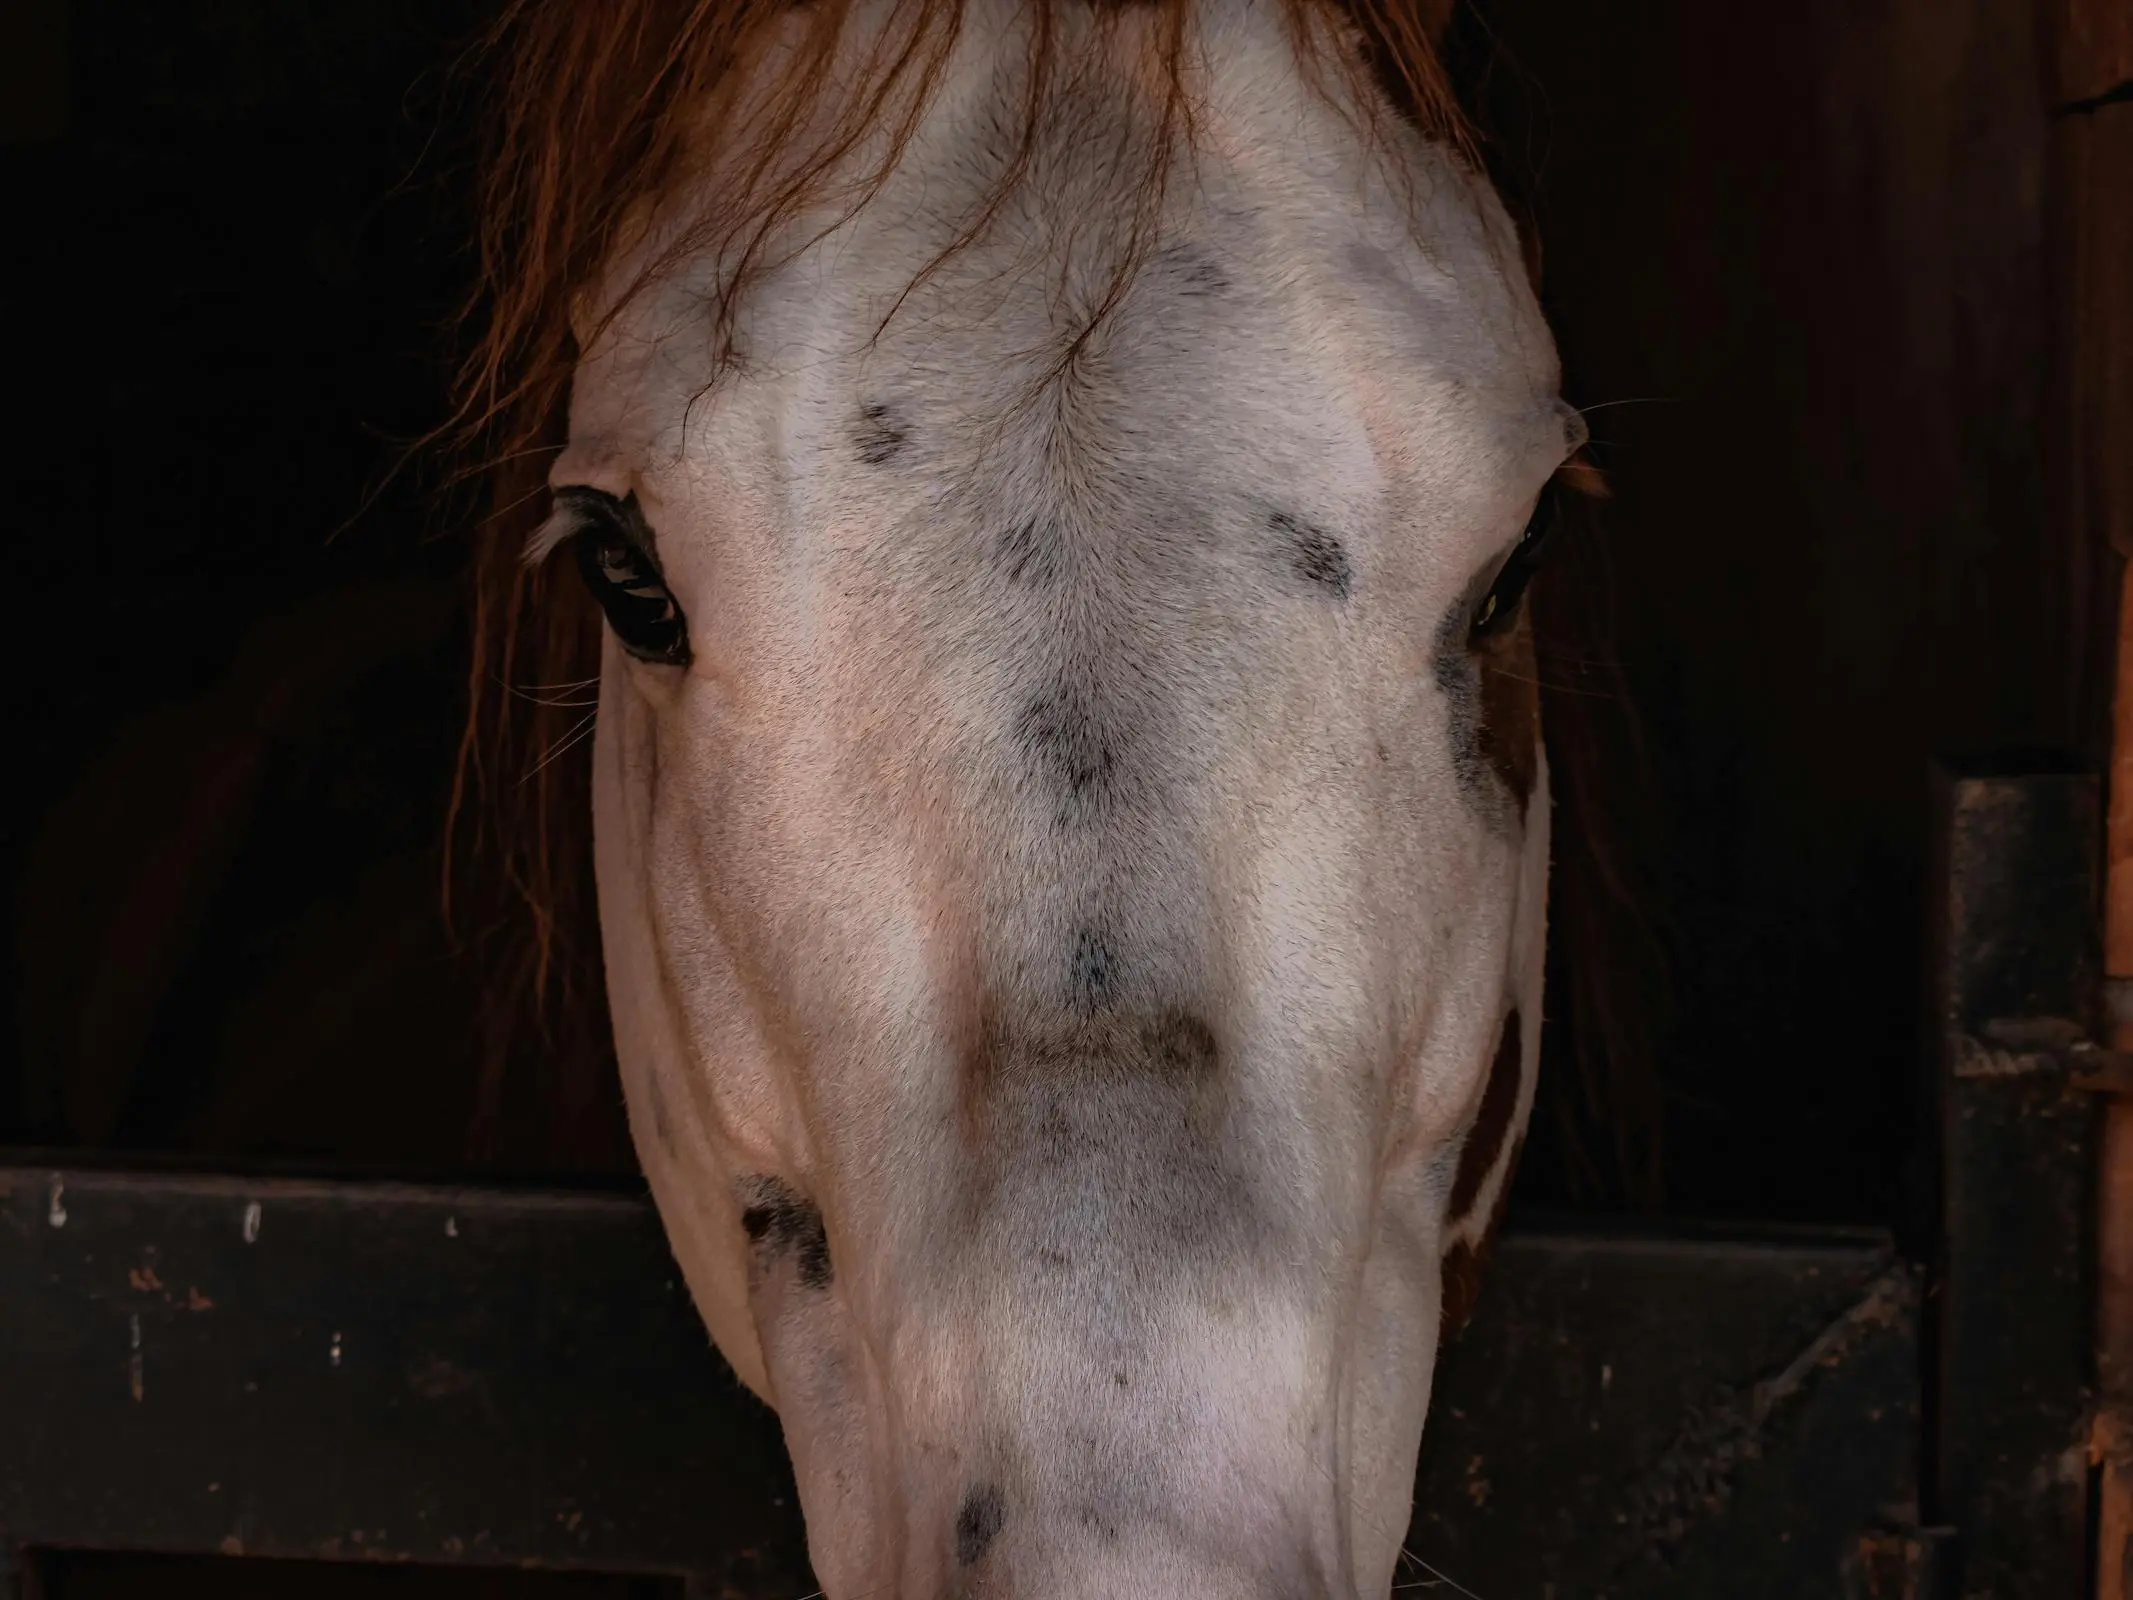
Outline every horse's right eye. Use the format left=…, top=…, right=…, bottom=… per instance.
left=1468, top=481, right=1557, bottom=647
left=561, top=493, right=692, bottom=667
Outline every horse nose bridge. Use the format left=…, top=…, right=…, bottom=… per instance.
left=948, top=998, right=1380, bottom=1268
left=961, top=1042, right=1283, bottom=1280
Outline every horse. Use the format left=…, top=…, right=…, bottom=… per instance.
left=449, top=2, right=1621, bottom=1594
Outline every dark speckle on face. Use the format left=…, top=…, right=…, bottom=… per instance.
left=1078, top=1503, right=1121, bottom=1544
left=646, top=1071, right=675, bottom=1153
left=739, top=1176, right=832, bottom=1290
left=998, top=516, right=1065, bottom=585
left=1158, top=241, right=1230, bottom=297
left=854, top=401, right=910, bottom=466
left=1270, top=511, right=1351, bottom=599
left=955, top=1484, right=1006, bottom=1566
left=1016, top=676, right=1120, bottom=817
left=1071, top=927, right=1119, bottom=1014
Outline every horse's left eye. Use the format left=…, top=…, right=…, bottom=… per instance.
left=1469, top=483, right=1558, bottom=646
left=568, top=502, right=692, bottom=667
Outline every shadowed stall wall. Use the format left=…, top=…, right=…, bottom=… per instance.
left=0, top=0, right=639, bottom=1175
left=1470, top=0, right=2106, bottom=1222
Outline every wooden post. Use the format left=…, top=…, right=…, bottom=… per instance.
left=2096, top=567, right=2133, bottom=1600
left=2080, top=0, right=2133, bottom=1582
left=1931, top=772, right=2101, bottom=1599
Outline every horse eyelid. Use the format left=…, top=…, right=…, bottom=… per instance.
left=526, top=486, right=641, bottom=569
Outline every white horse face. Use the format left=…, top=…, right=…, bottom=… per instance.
left=539, top=7, right=1576, bottom=1596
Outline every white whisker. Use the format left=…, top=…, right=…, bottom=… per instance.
left=1574, top=395, right=1680, bottom=415
left=1394, top=1550, right=1488, bottom=1600
left=491, top=673, right=603, bottom=710
left=1305, top=1452, right=1491, bottom=1600
left=520, top=710, right=599, bottom=784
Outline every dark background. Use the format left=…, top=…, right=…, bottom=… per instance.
left=0, top=0, right=2098, bottom=1224
left=3, top=0, right=493, bottom=1176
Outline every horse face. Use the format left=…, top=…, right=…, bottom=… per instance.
left=540, top=9, right=1576, bottom=1595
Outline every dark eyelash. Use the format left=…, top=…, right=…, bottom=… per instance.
left=552, top=486, right=657, bottom=552
left=553, top=487, right=693, bottom=666
left=1469, top=482, right=1558, bottom=644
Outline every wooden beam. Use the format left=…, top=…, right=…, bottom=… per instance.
left=0, top=1164, right=1918, bottom=1594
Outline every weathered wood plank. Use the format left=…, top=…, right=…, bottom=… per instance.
left=1931, top=771, right=2103, bottom=1599
left=1, top=1164, right=1917, bottom=1593
left=0, top=1167, right=805, bottom=1592
left=1411, top=1229, right=1918, bottom=1598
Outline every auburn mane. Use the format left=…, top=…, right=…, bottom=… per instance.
left=445, top=0, right=1663, bottom=1203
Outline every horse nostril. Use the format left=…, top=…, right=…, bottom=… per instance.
left=954, top=1483, right=1006, bottom=1566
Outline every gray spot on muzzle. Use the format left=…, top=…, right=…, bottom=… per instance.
left=955, top=1483, right=1006, bottom=1566
left=1071, top=926, right=1120, bottom=1013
